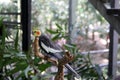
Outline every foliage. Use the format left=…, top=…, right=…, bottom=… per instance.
left=46, top=24, right=106, bottom=80
left=32, top=0, right=68, bottom=31
left=46, top=23, right=68, bottom=41
left=75, top=0, right=108, bottom=39
left=0, top=18, right=52, bottom=80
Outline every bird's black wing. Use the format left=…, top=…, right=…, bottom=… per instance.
left=39, top=34, right=63, bottom=58
left=39, top=34, right=61, bottom=49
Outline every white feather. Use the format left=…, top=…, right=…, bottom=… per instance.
left=41, top=42, right=62, bottom=53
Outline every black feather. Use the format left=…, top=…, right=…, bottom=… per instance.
left=39, top=34, right=63, bottom=58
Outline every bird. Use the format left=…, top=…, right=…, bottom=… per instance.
left=33, top=30, right=80, bottom=79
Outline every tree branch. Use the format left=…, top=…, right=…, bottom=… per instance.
left=54, top=51, right=74, bottom=80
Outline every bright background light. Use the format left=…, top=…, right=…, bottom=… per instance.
left=0, top=0, right=11, bottom=4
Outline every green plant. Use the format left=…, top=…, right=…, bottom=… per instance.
left=0, top=18, right=52, bottom=80
left=46, top=23, right=106, bottom=80
left=46, top=23, right=68, bottom=41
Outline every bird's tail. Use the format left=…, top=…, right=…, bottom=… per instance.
left=65, top=64, right=80, bottom=79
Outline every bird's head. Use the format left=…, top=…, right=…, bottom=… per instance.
left=33, top=30, right=41, bottom=37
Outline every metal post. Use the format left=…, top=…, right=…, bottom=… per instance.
left=68, top=0, right=77, bottom=80
left=21, top=0, right=31, bottom=51
left=68, top=0, right=77, bottom=44
left=108, top=0, right=119, bottom=79
left=108, top=26, right=118, bottom=79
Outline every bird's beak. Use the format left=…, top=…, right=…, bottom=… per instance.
left=33, top=30, right=41, bottom=37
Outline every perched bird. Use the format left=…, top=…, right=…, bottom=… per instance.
left=33, top=30, right=80, bottom=79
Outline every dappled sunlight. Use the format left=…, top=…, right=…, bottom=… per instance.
left=0, top=0, right=11, bottom=4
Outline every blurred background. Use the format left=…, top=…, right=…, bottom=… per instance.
left=0, top=0, right=120, bottom=80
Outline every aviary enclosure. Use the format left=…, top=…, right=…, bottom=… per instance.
left=0, top=0, right=120, bottom=80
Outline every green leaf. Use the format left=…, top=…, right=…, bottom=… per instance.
left=0, top=17, right=4, bottom=26
left=32, top=75, right=39, bottom=80
left=2, top=57, right=18, bottom=66
left=38, top=63, right=51, bottom=72
left=55, top=23, right=62, bottom=30
left=79, top=65, right=89, bottom=72
left=52, top=33, right=60, bottom=41
left=34, top=57, right=42, bottom=65
left=64, top=44, right=76, bottom=48
left=14, top=28, right=19, bottom=50
left=1, top=25, right=6, bottom=50
left=7, top=61, right=27, bottom=76
left=46, top=29, right=58, bottom=34
left=24, top=65, right=33, bottom=78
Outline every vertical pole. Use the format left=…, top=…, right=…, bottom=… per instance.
left=21, top=0, right=31, bottom=51
left=68, top=0, right=77, bottom=44
left=108, top=0, right=119, bottom=79
left=68, top=1, right=77, bottom=80
left=108, top=26, right=118, bottom=79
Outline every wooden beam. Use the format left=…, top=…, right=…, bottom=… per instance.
left=107, top=9, right=120, bottom=15
left=88, top=0, right=120, bottom=35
